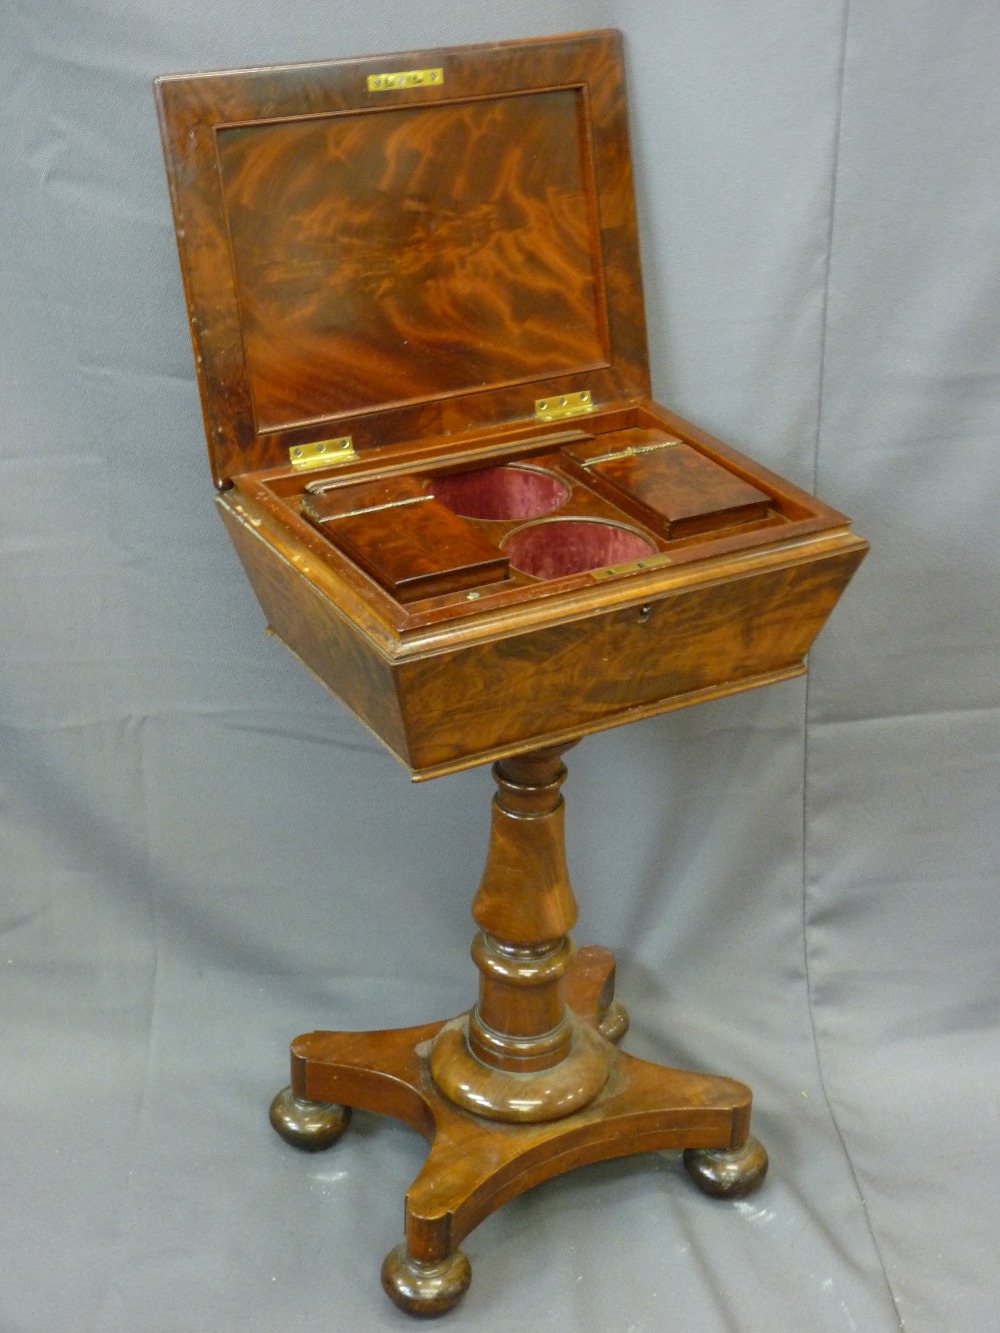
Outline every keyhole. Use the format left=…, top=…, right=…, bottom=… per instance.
left=637, top=603, right=653, bottom=624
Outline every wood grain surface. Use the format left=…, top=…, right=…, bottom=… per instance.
left=216, top=90, right=607, bottom=430
left=164, top=34, right=861, bottom=1315
left=564, top=430, right=774, bottom=537
left=162, top=34, right=867, bottom=778
left=302, top=491, right=509, bottom=602
left=290, top=959, right=753, bottom=1265
left=155, top=30, right=648, bottom=487
left=393, top=543, right=866, bottom=771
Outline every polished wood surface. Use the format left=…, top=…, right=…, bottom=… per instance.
left=216, top=499, right=413, bottom=759
left=157, top=30, right=866, bottom=1317
left=230, top=399, right=860, bottom=640
left=217, top=396, right=866, bottom=778
left=393, top=540, right=863, bottom=773
left=429, top=748, right=612, bottom=1120
left=300, top=475, right=426, bottom=517
left=271, top=749, right=768, bottom=1314
left=302, top=490, right=509, bottom=602
left=155, top=30, right=647, bottom=487
left=381, top=1243, right=471, bottom=1319
left=564, top=430, right=773, bottom=538
left=158, top=32, right=867, bottom=777
left=221, top=493, right=863, bottom=776
left=214, top=89, right=606, bottom=430
left=684, top=1136, right=770, bottom=1199
left=293, top=1014, right=754, bottom=1258
left=565, top=945, right=630, bottom=1042
left=286, top=944, right=758, bottom=1315
left=268, top=1086, right=350, bottom=1151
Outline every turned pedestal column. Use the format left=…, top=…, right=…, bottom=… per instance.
left=270, top=745, right=767, bottom=1316
left=429, top=747, right=611, bottom=1121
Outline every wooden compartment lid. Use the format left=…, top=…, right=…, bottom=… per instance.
left=563, top=431, right=773, bottom=539
left=155, top=31, right=650, bottom=488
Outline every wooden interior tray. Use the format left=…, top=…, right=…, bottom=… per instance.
left=253, top=410, right=830, bottom=612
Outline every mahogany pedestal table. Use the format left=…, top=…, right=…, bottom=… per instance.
left=270, top=744, right=767, bottom=1317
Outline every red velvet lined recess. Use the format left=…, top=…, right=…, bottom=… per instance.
left=430, top=466, right=570, bottom=521
left=504, top=519, right=655, bottom=580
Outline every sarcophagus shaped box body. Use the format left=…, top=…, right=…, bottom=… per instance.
left=156, top=31, right=866, bottom=779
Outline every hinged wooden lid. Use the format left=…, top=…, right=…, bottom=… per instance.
left=155, top=30, right=650, bottom=488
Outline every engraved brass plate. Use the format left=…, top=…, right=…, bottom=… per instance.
left=590, top=552, right=672, bottom=580
left=289, top=437, right=357, bottom=471
left=534, top=390, right=595, bottom=422
left=367, top=67, right=443, bottom=92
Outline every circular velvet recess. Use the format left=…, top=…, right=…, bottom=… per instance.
left=503, top=518, right=656, bottom=580
left=429, top=465, right=570, bottom=521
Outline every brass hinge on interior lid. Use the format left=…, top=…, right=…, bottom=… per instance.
left=535, top=390, right=595, bottom=422
left=288, top=437, right=357, bottom=471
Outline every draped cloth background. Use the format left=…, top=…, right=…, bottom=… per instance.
left=3, top=3, right=998, bottom=1329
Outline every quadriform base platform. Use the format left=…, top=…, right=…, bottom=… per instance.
left=270, top=747, right=768, bottom=1316
left=155, top=30, right=866, bottom=1317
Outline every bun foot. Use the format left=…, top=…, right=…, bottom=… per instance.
left=683, top=1135, right=768, bottom=1199
left=381, top=1243, right=471, bottom=1317
left=269, top=1086, right=351, bottom=1151
left=598, top=998, right=629, bottom=1043
left=566, top=946, right=630, bottom=1043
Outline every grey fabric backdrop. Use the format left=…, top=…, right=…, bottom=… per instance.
left=2, top=2, right=998, bottom=1330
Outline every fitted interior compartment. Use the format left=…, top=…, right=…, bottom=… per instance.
left=300, top=479, right=508, bottom=602
left=262, top=410, right=817, bottom=608
left=503, top=518, right=656, bottom=580
left=240, top=403, right=853, bottom=627
left=429, top=464, right=570, bottom=521
left=562, top=430, right=773, bottom=539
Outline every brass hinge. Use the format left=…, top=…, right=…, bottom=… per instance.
left=368, top=67, right=443, bottom=92
left=289, top=437, right=357, bottom=471
left=535, top=390, right=595, bottom=422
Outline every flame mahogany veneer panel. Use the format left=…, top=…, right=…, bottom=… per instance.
left=159, top=30, right=869, bottom=778
left=155, top=31, right=649, bottom=485
left=215, top=91, right=608, bottom=430
left=302, top=492, right=510, bottom=602
left=563, top=432, right=773, bottom=538
left=219, top=484, right=866, bottom=775
left=395, top=546, right=867, bottom=772
left=216, top=504, right=409, bottom=758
